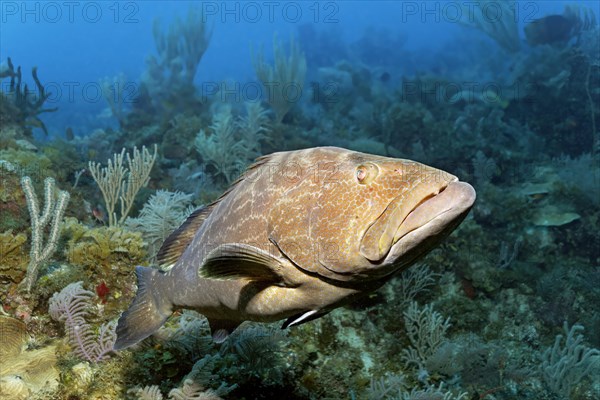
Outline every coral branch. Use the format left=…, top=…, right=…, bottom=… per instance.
left=89, top=145, right=157, bottom=226
left=20, top=177, right=70, bottom=292
left=252, top=35, right=306, bottom=123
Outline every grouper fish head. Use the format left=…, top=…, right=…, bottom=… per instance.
left=268, top=147, right=476, bottom=282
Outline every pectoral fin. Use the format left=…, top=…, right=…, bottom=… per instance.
left=199, top=243, right=291, bottom=285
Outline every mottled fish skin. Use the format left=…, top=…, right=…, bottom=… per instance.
left=114, top=147, right=475, bottom=349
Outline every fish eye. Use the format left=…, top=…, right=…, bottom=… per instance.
left=356, top=167, right=367, bottom=182
left=355, top=163, right=378, bottom=184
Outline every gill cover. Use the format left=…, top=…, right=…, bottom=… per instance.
left=267, top=150, right=360, bottom=282
left=267, top=148, right=390, bottom=282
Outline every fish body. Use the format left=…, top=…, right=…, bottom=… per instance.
left=114, top=147, right=476, bottom=349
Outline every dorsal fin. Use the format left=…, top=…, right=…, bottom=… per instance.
left=156, top=205, right=215, bottom=269
left=210, top=152, right=277, bottom=202
left=157, top=153, right=277, bottom=270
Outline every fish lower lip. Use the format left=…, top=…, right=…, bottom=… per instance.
left=392, top=186, right=446, bottom=242
left=393, top=181, right=473, bottom=243
left=361, top=178, right=462, bottom=263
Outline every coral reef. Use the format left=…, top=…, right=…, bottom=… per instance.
left=457, top=0, right=521, bottom=53
left=253, top=35, right=307, bottom=124
left=1, top=4, right=598, bottom=399
left=125, top=190, right=193, bottom=261
left=0, top=57, right=57, bottom=137
left=49, top=282, right=117, bottom=363
left=126, top=7, right=212, bottom=129
left=63, top=217, right=147, bottom=274
left=0, top=315, right=59, bottom=399
left=194, top=104, right=271, bottom=185
left=541, top=322, right=600, bottom=398
left=0, top=230, right=28, bottom=283
left=88, top=145, right=157, bottom=227
left=20, top=176, right=70, bottom=292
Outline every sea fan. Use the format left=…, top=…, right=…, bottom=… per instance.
left=125, top=190, right=193, bottom=260
left=49, top=282, right=116, bottom=362
left=195, top=105, right=248, bottom=184
left=133, top=385, right=163, bottom=400
left=168, top=379, right=222, bottom=400
left=132, top=380, right=224, bottom=400
left=219, top=324, right=286, bottom=384
left=236, top=101, right=271, bottom=157
left=163, top=311, right=213, bottom=360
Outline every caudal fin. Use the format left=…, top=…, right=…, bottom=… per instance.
left=113, top=266, right=172, bottom=350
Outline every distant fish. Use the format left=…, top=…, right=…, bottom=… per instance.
left=0, top=60, right=9, bottom=78
left=380, top=72, right=391, bottom=83
left=114, top=147, right=476, bottom=349
left=65, top=127, right=74, bottom=141
left=525, top=15, right=575, bottom=46
left=92, top=205, right=106, bottom=224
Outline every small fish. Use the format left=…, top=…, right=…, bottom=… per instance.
left=380, top=72, right=391, bottom=83
left=114, top=147, right=476, bottom=349
left=65, top=127, right=74, bottom=141
left=92, top=205, right=106, bottom=224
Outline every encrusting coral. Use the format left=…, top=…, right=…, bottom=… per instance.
left=63, top=217, right=147, bottom=273
left=0, top=315, right=59, bottom=399
left=0, top=230, right=28, bottom=283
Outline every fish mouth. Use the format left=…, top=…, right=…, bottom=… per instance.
left=384, top=180, right=476, bottom=266
left=360, top=177, right=454, bottom=262
left=392, top=182, right=454, bottom=243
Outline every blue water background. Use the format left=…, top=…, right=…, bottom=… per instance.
left=1, top=1, right=570, bottom=139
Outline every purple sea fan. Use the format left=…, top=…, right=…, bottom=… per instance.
left=49, top=281, right=116, bottom=362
